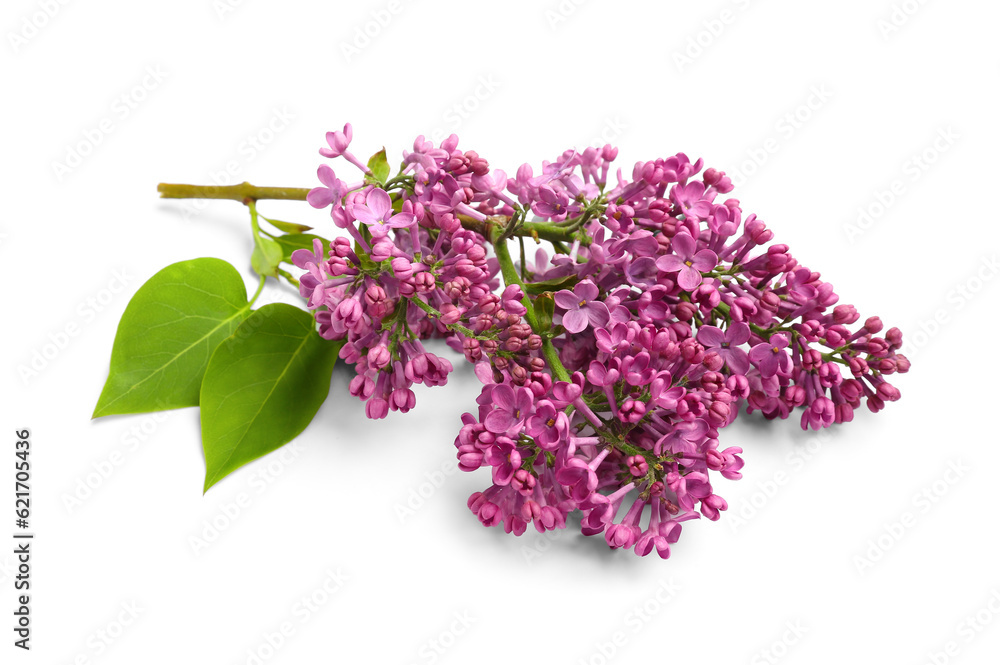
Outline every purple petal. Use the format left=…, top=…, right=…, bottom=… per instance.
left=587, top=361, right=608, bottom=383
left=532, top=201, right=556, bottom=218
left=324, top=131, right=341, bottom=155
left=534, top=248, right=549, bottom=272
left=609, top=305, right=630, bottom=323
left=352, top=204, right=376, bottom=225
left=691, top=249, right=719, bottom=272
left=575, top=280, right=599, bottom=302
left=657, top=387, right=684, bottom=409
left=366, top=188, right=391, bottom=219
left=538, top=185, right=557, bottom=204
left=655, top=255, right=684, bottom=272
left=317, top=164, right=339, bottom=188
left=290, top=248, right=319, bottom=270
left=697, top=325, right=725, bottom=348
left=492, top=384, right=515, bottom=411
left=642, top=302, right=668, bottom=321
left=759, top=352, right=779, bottom=378
left=727, top=322, right=751, bottom=346
left=553, top=290, right=580, bottom=310
left=484, top=411, right=515, bottom=434
left=586, top=301, right=611, bottom=328
left=627, top=257, right=658, bottom=287
left=724, top=348, right=750, bottom=375
left=689, top=201, right=713, bottom=219
left=474, top=361, right=494, bottom=384
left=629, top=233, right=660, bottom=257
left=670, top=233, right=696, bottom=260
left=562, top=309, right=588, bottom=334
left=387, top=212, right=415, bottom=229
left=493, top=464, right=515, bottom=486
left=677, top=266, right=702, bottom=291
left=514, top=388, right=534, bottom=413
left=777, top=352, right=792, bottom=374
left=307, top=187, right=334, bottom=209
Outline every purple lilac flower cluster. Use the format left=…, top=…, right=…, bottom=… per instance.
left=293, top=123, right=909, bottom=558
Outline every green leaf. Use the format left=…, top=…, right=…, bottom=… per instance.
left=93, top=258, right=253, bottom=418
left=353, top=240, right=378, bottom=271
left=524, top=274, right=580, bottom=295
left=366, top=147, right=390, bottom=185
left=263, top=217, right=313, bottom=234
left=271, top=233, right=329, bottom=264
left=534, top=293, right=555, bottom=330
left=200, top=304, right=341, bottom=491
left=251, top=236, right=283, bottom=276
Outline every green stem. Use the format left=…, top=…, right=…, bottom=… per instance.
left=247, top=199, right=263, bottom=238
left=491, top=227, right=573, bottom=382
left=518, top=236, right=526, bottom=282
left=542, top=340, right=571, bottom=383
left=277, top=268, right=299, bottom=287
left=248, top=274, right=266, bottom=306
left=491, top=228, right=538, bottom=329
left=158, top=182, right=311, bottom=202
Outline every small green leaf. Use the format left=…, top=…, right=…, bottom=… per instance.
left=200, top=304, right=341, bottom=491
left=251, top=236, right=283, bottom=276
left=263, top=217, right=313, bottom=234
left=366, top=147, right=390, bottom=185
left=93, top=258, right=252, bottom=418
left=271, top=233, right=329, bottom=264
left=353, top=240, right=378, bottom=271
left=524, top=274, right=580, bottom=295
left=535, top=293, right=555, bottom=330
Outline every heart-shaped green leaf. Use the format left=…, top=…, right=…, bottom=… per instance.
left=200, top=304, right=341, bottom=491
left=93, top=258, right=253, bottom=418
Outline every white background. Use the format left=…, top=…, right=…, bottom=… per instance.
left=3, top=0, right=999, bottom=663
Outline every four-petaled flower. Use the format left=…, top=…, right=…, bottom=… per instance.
left=531, top=185, right=570, bottom=221
left=351, top=188, right=415, bottom=238
left=670, top=181, right=712, bottom=221
left=655, top=233, right=718, bottom=290
left=697, top=322, right=751, bottom=375
left=749, top=333, right=792, bottom=378
left=307, top=165, right=346, bottom=209
left=525, top=400, right=568, bottom=451
left=554, top=280, right=610, bottom=334
left=484, top=385, right=534, bottom=434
